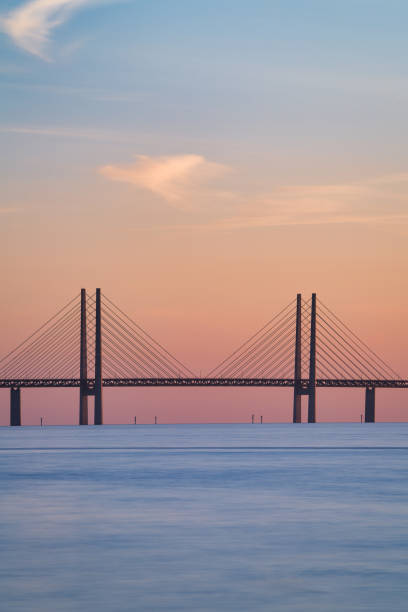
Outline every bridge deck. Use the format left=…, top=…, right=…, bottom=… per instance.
left=1, top=378, right=408, bottom=389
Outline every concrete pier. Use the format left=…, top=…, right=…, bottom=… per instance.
left=365, top=387, right=375, bottom=423
left=10, top=387, right=21, bottom=426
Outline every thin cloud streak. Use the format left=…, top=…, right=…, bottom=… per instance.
left=229, top=172, right=408, bottom=228
left=1, top=0, right=95, bottom=59
left=2, top=80, right=141, bottom=102
left=0, top=124, right=132, bottom=142
left=99, top=154, right=230, bottom=206
left=130, top=214, right=408, bottom=234
left=112, top=164, right=408, bottom=230
left=212, top=213, right=408, bottom=231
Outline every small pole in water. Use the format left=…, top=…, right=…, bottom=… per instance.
left=155, top=416, right=157, bottom=425
left=134, top=416, right=137, bottom=425
left=251, top=414, right=254, bottom=424
left=40, top=417, right=43, bottom=427
left=260, top=415, right=263, bottom=424
left=360, top=414, right=363, bottom=424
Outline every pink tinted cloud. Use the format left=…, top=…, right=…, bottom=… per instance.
left=99, top=154, right=229, bottom=207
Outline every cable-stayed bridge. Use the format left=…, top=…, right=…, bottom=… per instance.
left=1, top=289, right=406, bottom=425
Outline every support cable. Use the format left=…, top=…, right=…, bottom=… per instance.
left=102, top=294, right=196, bottom=376
left=0, top=304, right=80, bottom=376
left=316, top=332, right=364, bottom=378
left=261, top=337, right=298, bottom=378
left=316, top=349, right=346, bottom=379
left=315, top=340, right=357, bottom=379
left=12, top=315, right=80, bottom=374
left=265, top=342, right=298, bottom=379
left=213, top=311, right=296, bottom=377
left=0, top=294, right=80, bottom=367
left=2, top=312, right=80, bottom=377
left=23, top=333, right=79, bottom=379
left=317, top=312, right=387, bottom=379
left=319, top=300, right=400, bottom=378
left=101, top=326, right=159, bottom=377
left=207, top=298, right=296, bottom=376
left=100, top=342, right=138, bottom=378
left=101, top=314, right=174, bottom=377
left=210, top=310, right=296, bottom=377
left=99, top=301, right=187, bottom=377
left=240, top=330, right=295, bottom=378
left=317, top=315, right=383, bottom=379
left=35, top=334, right=79, bottom=379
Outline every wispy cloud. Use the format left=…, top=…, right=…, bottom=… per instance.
left=0, top=124, right=131, bottom=142
left=103, top=159, right=408, bottom=231
left=1, top=0, right=94, bottom=60
left=216, top=173, right=408, bottom=229
left=2, top=81, right=144, bottom=101
left=215, top=173, right=408, bottom=229
left=99, top=154, right=230, bottom=207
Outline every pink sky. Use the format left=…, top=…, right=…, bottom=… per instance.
left=1, top=2, right=408, bottom=424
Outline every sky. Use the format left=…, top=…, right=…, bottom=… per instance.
left=1, top=0, right=408, bottom=424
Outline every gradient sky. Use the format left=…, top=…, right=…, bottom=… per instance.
left=1, top=0, right=408, bottom=424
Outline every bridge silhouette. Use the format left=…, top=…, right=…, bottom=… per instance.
left=1, top=289, right=406, bottom=425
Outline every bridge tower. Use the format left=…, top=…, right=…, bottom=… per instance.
left=308, top=293, right=317, bottom=423
left=293, top=294, right=302, bottom=423
left=79, top=288, right=103, bottom=425
left=79, top=289, right=88, bottom=425
left=94, top=288, right=103, bottom=425
left=293, top=292, right=317, bottom=423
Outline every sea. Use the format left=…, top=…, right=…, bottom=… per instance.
left=1, top=423, right=407, bottom=611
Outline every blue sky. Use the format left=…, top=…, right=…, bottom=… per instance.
left=2, top=0, right=408, bottom=171
left=2, top=0, right=408, bottom=227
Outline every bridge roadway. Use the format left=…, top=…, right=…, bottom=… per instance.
left=1, top=378, right=408, bottom=389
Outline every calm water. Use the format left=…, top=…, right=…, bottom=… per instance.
left=1, top=423, right=407, bottom=611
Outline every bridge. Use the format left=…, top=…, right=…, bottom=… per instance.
left=1, top=290, right=406, bottom=425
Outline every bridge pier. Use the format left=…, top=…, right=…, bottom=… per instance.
left=79, top=385, right=89, bottom=425
left=293, top=294, right=302, bottom=423
left=79, top=288, right=88, bottom=425
left=365, top=387, right=376, bottom=423
left=10, top=387, right=21, bottom=426
left=94, top=288, right=103, bottom=425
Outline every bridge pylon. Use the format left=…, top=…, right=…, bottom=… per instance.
left=79, top=288, right=103, bottom=425
left=94, top=288, right=103, bottom=425
left=292, top=293, right=317, bottom=423
left=79, top=289, right=88, bottom=425
left=293, top=294, right=302, bottom=423
left=308, top=293, right=317, bottom=423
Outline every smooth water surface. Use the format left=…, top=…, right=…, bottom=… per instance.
left=1, top=424, right=407, bottom=611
